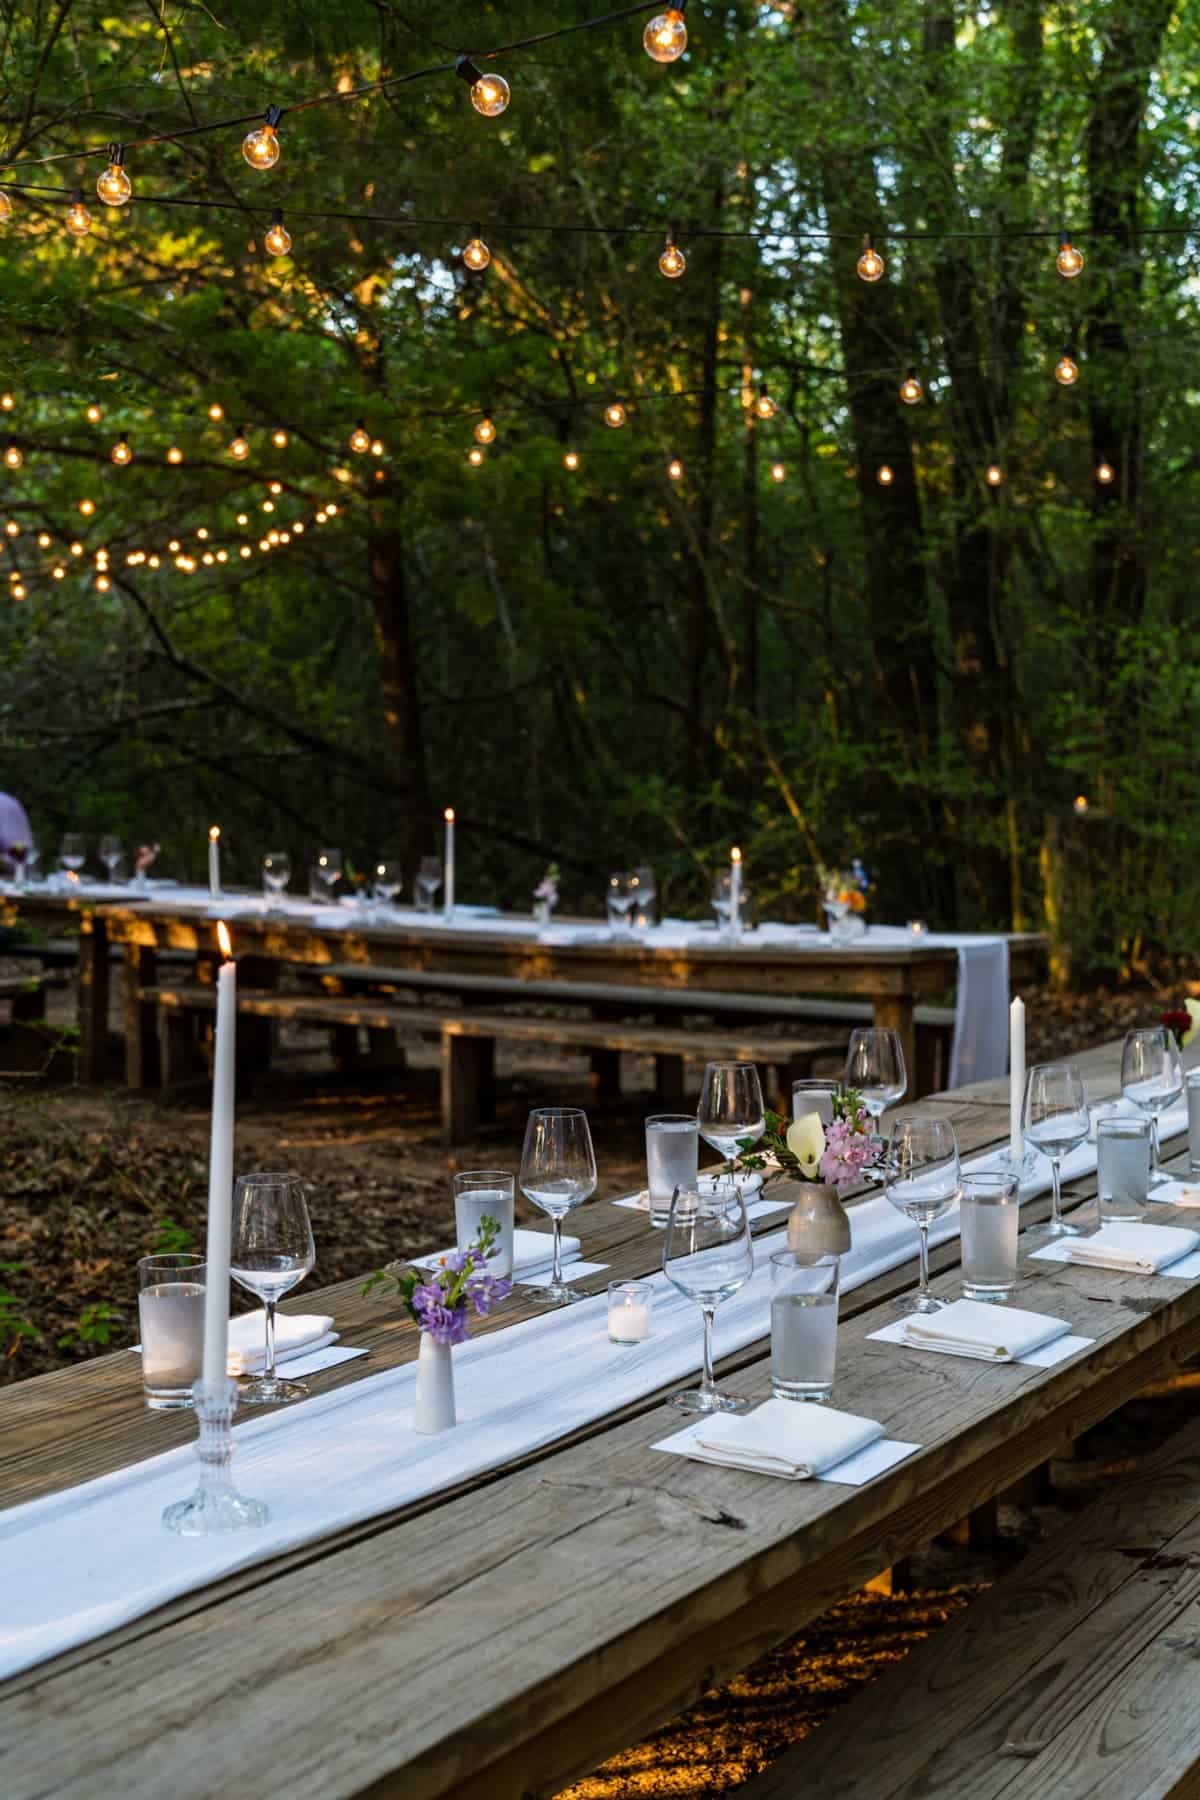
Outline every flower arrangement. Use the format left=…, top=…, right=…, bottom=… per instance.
left=817, top=859, right=869, bottom=916
left=135, top=842, right=160, bottom=873
left=725, top=1089, right=878, bottom=1190
left=363, top=1215, right=512, bottom=1345
left=533, top=862, right=560, bottom=910
left=1161, top=1002, right=1200, bottom=1052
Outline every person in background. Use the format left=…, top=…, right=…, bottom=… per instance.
left=0, top=791, right=33, bottom=875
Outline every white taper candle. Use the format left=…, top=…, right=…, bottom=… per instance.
left=443, top=808, right=456, bottom=918
left=207, top=825, right=221, bottom=900
left=729, top=846, right=742, bottom=934
left=202, top=925, right=237, bottom=1386
left=1009, top=995, right=1025, bottom=1166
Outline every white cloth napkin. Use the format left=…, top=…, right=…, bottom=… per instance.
left=690, top=1400, right=884, bottom=1479
left=1065, top=1221, right=1200, bottom=1274
left=226, top=1313, right=336, bottom=1375
left=415, top=1229, right=581, bottom=1281
left=901, top=1298, right=1072, bottom=1362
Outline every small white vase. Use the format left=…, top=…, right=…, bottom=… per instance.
left=414, top=1332, right=456, bottom=1434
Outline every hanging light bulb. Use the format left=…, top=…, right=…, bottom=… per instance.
left=456, top=56, right=511, bottom=118
left=264, top=210, right=292, bottom=257
left=148, top=554, right=161, bottom=568
left=86, top=403, right=102, bottom=424
left=4, top=520, right=18, bottom=536
left=463, top=230, right=491, bottom=273
left=1055, top=350, right=1080, bottom=386
left=0, top=190, right=11, bottom=223
left=468, top=446, right=486, bottom=467
left=1056, top=233, right=1085, bottom=279
left=268, top=481, right=283, bottom=495
left=208, top=401, right=224, bottom=422
left=3, top=441, right=22, bottom=469
left=604, top=400, right=627, bottom=429
left=168, top=540, right=181, bottom=553
left=876, top=463, right=895, bottom=486
left=166, top=446, right=183, bottom=465
left=370, top=438, right=385, bottom=457
left=1096, top=458, right=1115, bottom=484
left=644, top=5, right=688, bottom=62
left=771, top=461, right=787, bottom=483
left=243, top=106, right=283, bottom=171
left=64, top=191, right=92, bottom=237
left=111, top=437, right=132, bottom=465
left=11, top=582, right=25, bottom=600
left=474, top=413, right=497, bottom=446
left=261, top=499, right=275, bottom=513
left=69, top=540, right=83, bottom=556
left=79, top=499, right=95, bottom=516
left=229, top=428, right=250, bottom=461
left=51, top=566, right=65, bottom=581
left=196, top=527, right=210, bottom=541
left=349, top=422, right=370, bottom=454
left=236, top=512, right=249, bottom=526
left=667, top=456, right=684, bottom=481
left=659, top=234, right=687, bottom=279
left=563, top=449, right=580, bottom=471
left=37, top=531, right=51, bottom=548
left=0, top=393, right=13, bottom=411
left=95, top=574, right=109, bottom=592
left=898, top=368, right=923, bottom=406
left=857, top=234, right=885, bottom=283
left=96, top=143, right=132, bottom=207
left=240, top=544, right=252, bottom=558
left=753, top=384, right=775, bottom=421
left=985, top=462, right=1004, bottom=487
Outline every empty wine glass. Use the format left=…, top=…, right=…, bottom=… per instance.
left=372, top=858, right=403, bottom=913
left=98, top=834, right=124, bottom=881
left=230, top=1172, right=316, bottom=1405
left=697, top=1061, right=766, bottom=1167
left=606, top=871, right=638, bottom=935
left=261, top=850, right=292, bottom=905
left=58, top=832, right=86, bottom=874
left=413, top=854, right=442, bottom=911
left=1122, top=1028, right=1184, bottom=1184
left=663, top=1181, right=754, bottom=1413
left=519, top=1107, right=597, bottom=1305
left=845, top=1027, right=908, bottom=1125
left=885, top=1115, right=962, bottom=1313
left=317, top=847, right=343, bottom=884
left=1023, top=1062, right=1089, bottom=1238
left=631, top=864, right=658, bottom=929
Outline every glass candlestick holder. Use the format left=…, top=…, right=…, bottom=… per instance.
left=162, top=1376, right=271, bottom=1536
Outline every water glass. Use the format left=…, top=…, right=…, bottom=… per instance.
left=770, top=1251, right=839, bottom=1402
left=1188, top=1070, right=1200, bottom=1177
left=58, top=832, right=86, bottom=874
left=1121, top=1028, right=1184, bottom=1180
left=317, top=847, right=343, bottom=884
left=645, top=1114, right=699, bottom=1227
left=697, top=1061, right=766, bottom=1163
left=308, top=863, right=337, bottom=902
left=138, top=1252, right=206, bottom=1409
left=230, top=1172, right=316, bottom=1404
left=791, top=1078, right=840, bottom=1125
left=845, top=1027, right=908, bottom=1123
left=1023, top=1063, right=1089, bottom=1237
left=663, top=1180, right=754, bottom=1413
left=885, top=1115, right=962, bottom=1313
left=606, top=871, right=638, bottom=934
left=608, top=1280, right=653, bottom=1344
left=959, top=1170, right=1019, bottom=1302
left=372, top=859, right=403, bottom=911
left=99, top=833, right=124, bottom=881
left=1096, top=1116, right=1151, bottom=1222
left=261, top=850, right=292, bottom=903
left=519, top=1108, right=597, bottom=1305
left=414, top=854, right=442, bottom=910
left=454, top=1170, right=515, bottom=1279
left=631, top=864, right=657, bottom=929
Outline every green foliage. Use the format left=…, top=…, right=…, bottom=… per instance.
left=150, top=1218, right=194, bottom=1256
left=0, top=1263, right=39, bottom=1354
left=57, top=1302, right=122, bottom=1352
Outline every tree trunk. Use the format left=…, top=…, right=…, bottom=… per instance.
left=367, top=521, right=432, bottom=865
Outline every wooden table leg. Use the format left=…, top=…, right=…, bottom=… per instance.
left=78, top=913, right=110, bottom=1083
left=873, top=993, right=919, bottom=1096
left=123, top=944, right=161, bottom=1089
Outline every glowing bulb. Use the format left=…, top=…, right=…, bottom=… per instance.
left=240, top=545, right=252, bottom=558
left=468, top=446, right=486, bottom=467
left=0, top=393, right=12, bottom=410
left=202, top=551, right=214, bottom=565
left=264, top=211, right=292, bottom=257
left=370, top=439, right=384, bottom=457
left=261, top=499, right=275, bottom=513
left=168, top=540, right=180, bottom=553
left=326, top=503, right=338, bottom=515
left=52, top=566, right=65, bottom=580
left=194, top=527, right=208, bottom=541
left=899, top=368, right=923, bottom=406
left=64, top=191, right=92, bottom=237
left=349, top=423, right=370, bottom=454
left=3, top=442, right=22, bottom=469
left=857, top=235, right=885, bottom=283
left=69, top=540, right=83, bottom=556
left=292, top=522, right=304, bottom=534
left=86, top=403, right=102, bottom=423
left=95, top=574, right=109, bottom=592
left=659, top=237, right=687, bottom=279
left=604, top=401, right=627, bottom=429
left=268, top=481, right=283, bottom=495
left=242, top=110, right=281, bottom=171
left=1055, top=352, right=1079, bottom=386
left=229, top=430, right=249, bottom=460
left=4, top=520, right=18, bottom=535
left=272, top=428, right=288, bottom=448
left=463, top=235, right=491, bottom=272
left=259, top=538, right=270, bottom=551
left=278, top=532, right=290, bottom=545
left=1073, top=794, right=1089, bottom=815
left=111, top=438, right=132, bottom=465
left=208, top=402, right=224, bottom=422
left=877, top=463, right=894, bottom=486
left=644, top=8, right=688, bottom=61
left=79, top=499, right=95, bottom=516
left=753, top=385, right=775, bottom=421
left=166, top=446, right=183, bottom=465
left=564, top=449, right=580, bottom=471
left=0, top=190, right=10, bottom=223
left=471, top=73, right=509, bottom=117
left=96, top=145, right=131, bottom=206
left=315, top=511, right=327, bottom=523
left=37, top=531, right=51, bottom=547
left=985, top=463, right=1004, bottom=487
left=11, top=582, right=24, bottom=600
left=474, top=415, right=496, bottom=446
left=1056, top=234, right=1085, bottom=278
left=1097, top=459, right=1115, bottom=484
left=771, top=461, right=786, bottom=483
left=667, top=456, right=683, bottom=481
left=268, top=529, right=280, bottom=544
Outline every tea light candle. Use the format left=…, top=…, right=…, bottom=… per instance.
left=608, top=1280, right=652, bottom=1344
left=907, top=918, right=928, bottom=937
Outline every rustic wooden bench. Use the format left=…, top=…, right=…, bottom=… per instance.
left=0, top=972, right=71, bottom=1075
left=738, top=1407, right=1200, bottom=1800
left=143, top=984, right=844, bottom=1142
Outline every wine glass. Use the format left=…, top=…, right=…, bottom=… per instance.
left=261, top=850, right=292, bottom=904
left=230, top=1172, right=316, bottom=1405
left=711, top=871, right=752, bottom=935
left=606, top=871, right=637, bottom=935
left=98, top=834, right=124, bottom=881
left=885, top=1115, right=962, bottom=1313
left=372, top=858, right=403, bottom=913
left=663, top=1181, right=754, bottom=1413
left=1023, top=1063, right=1090, bottom=1237
left=845, top=1027, right=908, bottom=1125
left=413, top=855, right=442, bottom=911
left=631, top=864, right=657, bottom=929
left=519, top=1108, right=597, bottom=1305
left=1121, top=1028, right=1184, bottom=1184
left=316, top=847, right=343, bottom=885
left=697, top=1061, right=766, bottom=1169
left=58, top=832, right=86, bottom=874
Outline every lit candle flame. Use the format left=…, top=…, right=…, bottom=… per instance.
left=444, top=807, right=456, bottom=824
left=731, top=846, right=742, bottom=864
left=216, top=921, right=233, bottom=959
left=209, top=824, right=220, bottom=842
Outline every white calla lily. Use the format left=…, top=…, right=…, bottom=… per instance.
left=787, top=1111, right=826, bottom=1179
left=1184, top=999, right=1200, bottom=1049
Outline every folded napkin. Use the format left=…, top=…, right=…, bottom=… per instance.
left=901, top=1298, right=1071, bottom=1363
left=226, top=1312, right=336, bottom=1375
left=690, top=1400, right=883, bottom=1480
left=415, top=1229, right=581, bottom=1281
left=1066, top=1221, right=1200, bottom=1275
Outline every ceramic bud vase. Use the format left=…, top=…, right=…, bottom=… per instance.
left=787, top=1183, right=852, bottom=1257
left=414, top=1332, right=456, bottom=1434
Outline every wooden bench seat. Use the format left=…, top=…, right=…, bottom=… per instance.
left=141, top=984, right=844, bottom=1143
left=0, top=972, right=69, bottom=1073
left=739, top=1408, right=1200, bottom=1800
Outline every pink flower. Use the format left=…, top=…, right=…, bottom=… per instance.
left=819, top=1116, right=876, bottom=1189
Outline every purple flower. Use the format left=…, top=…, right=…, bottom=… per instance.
left=414, top=1293, right=471, bottom=1345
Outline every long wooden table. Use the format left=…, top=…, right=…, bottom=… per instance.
left=0, top=887, right=1045, bottom=1093
left=3, top=1036, right=1197, bottom=1798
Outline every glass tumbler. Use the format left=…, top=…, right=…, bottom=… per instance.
left=453, top=1170, right=515, bottom=1279
left=1188, top=1070, right=1200, bottom=1178
left=770, top=1251, right=840, bottom=1402
left=138, top=1252, right=207, bottom=1409
left=1096, top=1116, right=1151, bottom=1223
left=959, top=1170, right=1020, bottom=1302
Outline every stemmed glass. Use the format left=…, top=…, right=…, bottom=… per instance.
left=606, top=872, right=637, bottom=935
left=99, top=834, right=124, bottom=881
left=663, top=1181, right=754, bottom=1413
left=372, top=859, right=403, bottom=916
left=317, top=847, right=343, bottom=886
left=519, top=1108, right=597, bottom=1305
left=631, top=864, right=657, bottom=929
left=58, top=832, right=86, bottom=875
left=885, top=1115, right=962, bottom=1313
left=1023, top=1062, right=1090, bottom=1237
left=845, top=1027, right=908, bottom=1126
left=262, top=850, right=292, bottom=906
left=1122, top=1028, right=1184, bottom=1184
left=697, top=1061, right=766, bottom=1171
left=711, top=871, right=752, bottom=936
left=413, top=855, right=442, bottom=911
left=230, top=1172, right=316, bottom=1405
